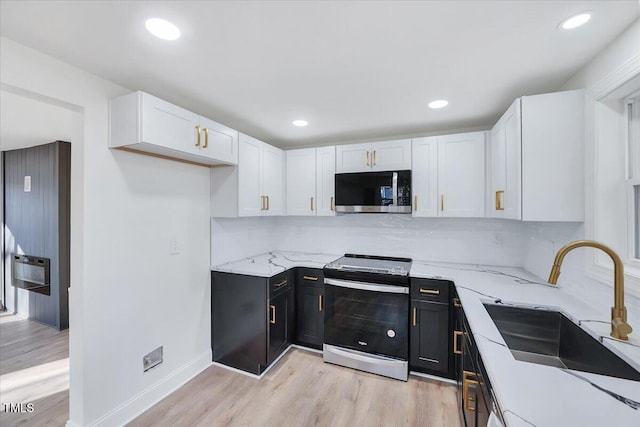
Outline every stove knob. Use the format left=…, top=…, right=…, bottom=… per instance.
left=387, top=329, right=396, bottom=338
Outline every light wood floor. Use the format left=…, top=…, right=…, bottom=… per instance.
left=0, top=311, right=69, bottom=426
left=131, top=348, right=462, bottom=427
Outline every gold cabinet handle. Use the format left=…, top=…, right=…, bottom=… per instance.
left=270, top=305, right=276, bottom=324
left=274, top=279, right=287, bottom=287
left=366, top=150, right=370, bottom=166
left=266, top=196, right=270, bottom=211
left=330, top=196, right=334, bottom=211
left=496, top=190, right=504, bottom=211
left=412, top=307, right=417, bottom=327
left=203, top=127, right=209, bottom=148
left=440, top=194, right=444, bottom=212
left=419, top=288, right=440, bottom=295
left=261, top=196, right=265, bottom=211
left=463, top=371, right=478, bottom=412
left=311, top=197, right=314, bottom=211
left=453, top=331, right=463, bottom=355
left=414, top=195, right=418, bottom=212
left=318, top=294, right=323, bottom=312
left=195, top=125, right=201, bottom=147
left=373, top=150, right=376, bottom=166
left=303, top=276, right=318, bottom=281
left=453, top=297, right=462, bottom=308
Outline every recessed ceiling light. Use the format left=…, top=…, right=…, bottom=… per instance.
left=145, top=18, right=181, bottom=40
left=428, top=100, right=449, bottom=109
left=560, top=12, right=591, bottom=30
left=292, top=120, right=308, bottom=127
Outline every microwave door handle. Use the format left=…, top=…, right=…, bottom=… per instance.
left=392, top=172, right=398, bottom=206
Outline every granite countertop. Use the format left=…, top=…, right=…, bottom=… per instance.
left=411, top=261, right=640, bottom=427
left=211, top=251, right=341, bottom=277
left=212, top=251, right=640, bottom=426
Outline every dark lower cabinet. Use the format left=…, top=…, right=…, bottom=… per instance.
left=410, top=300, right=449, bottom=373
left=212, top=271, right=291, bottom=375
left=295, top=268, right=324, bottom=349
left=268, top=290, right=290, bottom=365
left=409, top=278, right=454, bottom=378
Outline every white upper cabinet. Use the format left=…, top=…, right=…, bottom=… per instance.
left=490, top=99, right=521, bottom=220
left=488, top=89, right=584, bottom=222
left=437, top=132, right=486, bottom=217
left=411, top=137, right=439, bottom=217
left=286, top=146, right=336, bottom=217
left=286, top=148, right=317, bottom=216
left=211, top=133, right=284, bottom=217
left=110, top=91, right=238, bottom=166
left=316, top=146, right=336, bottom=216
left=336, top=139, right=411, bottom=173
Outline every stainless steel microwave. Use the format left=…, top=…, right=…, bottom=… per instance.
left=334, top=170, right=411, bottom=213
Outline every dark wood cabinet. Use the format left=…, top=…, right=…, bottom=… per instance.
left=409, top=278, right=455, bottom=378
left=211, top=270, right=291, bottom=375
left=295, top=268, right=324, bottom=349
left=410, top=300, right=449, bottom=373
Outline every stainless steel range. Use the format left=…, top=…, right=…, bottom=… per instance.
left=323, top=254, right=412, bottom=381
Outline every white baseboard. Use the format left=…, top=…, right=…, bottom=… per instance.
left=65, top=421, right=82, bottom=427
left=84, top=349, right=212, bottom=427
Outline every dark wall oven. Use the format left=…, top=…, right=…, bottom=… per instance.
left=323, top=254, right=411, bottom=381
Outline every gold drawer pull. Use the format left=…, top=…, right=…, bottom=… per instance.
left=463, top=371, right=478, bottom=412
left=203, top=127, right=209, bottom=148
left=195, top=125, right=201, bottom=147
left=373, top=150, right=376, bottom=166
left=274, top=279, right=287, bottom=287
left=270, top=305, right=276, bottom=324
left=453, top=330, right=463, bottom=355
left=419, top=288, right=440, bottom=295
left=412, top=307, right=417, bottom=327
left=266, top=196, right=270, bottom=211
left=414, top=195, right=418, bottom=211
left=303, top=276, right=318, bottom=281
left=261, top=195, right=266, bottom=211
left=310, top=197, right=314, bottom=211
left=330, top=196, right=334, bottom=211
left=496, top=190, right=504, bottom=211
left=318, top=294, right=323, bottom=311
left=453, top=297, right=462, bottom=307
left=440, top=194, right=444, bottom=212
left=366, top=150, right=370, bottom=166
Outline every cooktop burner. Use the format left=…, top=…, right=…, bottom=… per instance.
left=325, top=254, right=412, bottom=276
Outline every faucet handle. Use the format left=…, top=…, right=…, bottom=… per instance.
left=611, top=308, right=632, bottom=341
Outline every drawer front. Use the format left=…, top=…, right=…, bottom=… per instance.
left=297, top=268, right=324, bottom=287
left=410, top=278, right=450, bottom=303
left=270, top=271, right=291, bottom=296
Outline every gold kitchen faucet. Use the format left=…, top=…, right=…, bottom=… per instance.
left=548, top=240, right=632, bottom=341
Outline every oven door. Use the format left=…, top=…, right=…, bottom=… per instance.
left=324, top=278, right=409, bottom=360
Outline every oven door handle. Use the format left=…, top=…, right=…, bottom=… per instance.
left=324, top=278, right=409, bottom=294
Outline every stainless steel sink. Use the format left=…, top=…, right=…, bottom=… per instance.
left=484, top=303, right=640, bottom=381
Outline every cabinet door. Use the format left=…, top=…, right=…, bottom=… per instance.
left=521, top=90, right=584, bottom=221
left=268, top=292, right=289, bottom=365
left=503, top=100, right=522, bottom=220
left=198, top=116, right=239, bottom=165
left=140, top=92, right=200, bottom=154
left=316, top=146, right=336, bottom=216
left=296, top=284, right=324, bottom=349
left=286, top=148, right=316, bottom=216
left=410, top=300, right=449, bottom=373
left=438, top=132, right=486, bottom=217
left=412, top=137, right=439, bottom=217
left=371, top=139, right=412, bottom=171
left=238, top=134, right=263, bottom=217
left=336, top=143, right=372, bottom=173
left=262, top=144, right=284, bottom=216
left=490, top=121, right=506, bottom=218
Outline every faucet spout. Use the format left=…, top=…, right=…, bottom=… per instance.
left=547, top=240, right=632, bottom=341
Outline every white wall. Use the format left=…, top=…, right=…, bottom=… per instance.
left=1, top=37, right=212, bottom=427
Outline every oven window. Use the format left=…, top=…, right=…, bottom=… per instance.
left=324, top=284, right=408, bottom=359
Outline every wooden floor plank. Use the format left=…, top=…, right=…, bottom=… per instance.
left=130, top=348, right=462, bottom=427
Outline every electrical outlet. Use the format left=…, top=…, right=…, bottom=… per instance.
left=143, top=346, right=163, bottom=372
left=169, top=238, right=180, bottom=255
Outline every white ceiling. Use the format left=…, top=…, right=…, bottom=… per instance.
left=0, top=1, right=638, bottom=148
left=0, top=91, right=73, bottom=151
